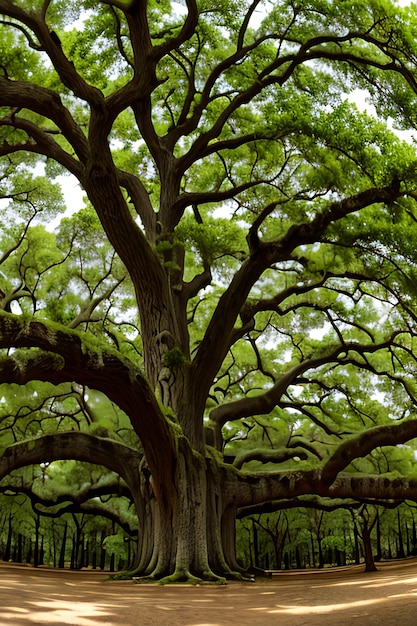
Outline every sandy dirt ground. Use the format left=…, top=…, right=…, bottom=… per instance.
left=1, top=559, right=417, bottom=626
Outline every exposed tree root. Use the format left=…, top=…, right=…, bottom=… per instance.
left=112, top=567, right=254, bottom=584
left=158, top=568, right=227, bottom=585
left=127, top=565, right=228, bottom=585
left=109, top=570, right=137, bottom=581
left=225, top=570, right=255, bottom=582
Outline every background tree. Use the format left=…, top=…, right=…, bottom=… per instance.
left=3, top=0, right=417, bottom=583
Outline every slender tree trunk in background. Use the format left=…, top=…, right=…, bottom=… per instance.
left=126, top=539, right=131, bottom=569
left=100, top=530, right=107, bottom=570
left=80, top=533, right=87, bottom=568
left=71, top=515, right=83, bottom=569
left=247, top=526, right=253, bottom=569
left=110, top=522, right=115, bottom=572
left=52, top=525, right=57, bottom=568
left=3, top=513, right=12, bottom=562
left=326, top=545, right=332, bottom=567
left=84, top=539, right=89, bottom=569
left=40, top=535, right=44, bottom=566
left=310, top=533, right=316, bottom=568
left=276, top=514, right=288, bottom=570
left=91, top=534, right=97, bottom=570
left=397, top=509, right=405, bottom=558
left=16, top=534, right=23, bottom=564
left=275, top=524, right=287, bottom=571
left=274, top=536, right=281, bottom=570
left=353, top=524, right=361, bottom=564
left=59, top=522, right=68, bottom=569
left=70, top=533, right=76, bottom=570
left=362, top=520, right=377, bottom=573
left=388, top=536, right=393, bottom=559
left=375, top=510, right=382, bottom=562
left=252, top=521, right=259, bottom=568
left=34, top=515, right=40, bottom=568
left=26, top=544, right=32, bottom=565
left=15, top=533, right=25, bottom=563
left=318, top=534, right=324, bottom=568
left=296, top=546, right=302, bottom=569
left=342, top=528, right=347, bottom=564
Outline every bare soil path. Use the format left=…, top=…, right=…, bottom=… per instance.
left=0, top=559, right=417, bottom=625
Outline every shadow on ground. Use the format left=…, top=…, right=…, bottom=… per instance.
left=1, top=558, right=417, bottom=625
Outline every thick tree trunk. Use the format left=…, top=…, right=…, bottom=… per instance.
left=125, top=440, right=246, bottom=583
left=147, top=439, right=219, bottom=583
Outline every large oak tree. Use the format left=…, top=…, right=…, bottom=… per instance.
left=2, top=0, right=417, bottom=582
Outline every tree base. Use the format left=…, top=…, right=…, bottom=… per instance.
left=158, top=570, right=226, bottom=585
left=110, top=567, right=254, bottom=584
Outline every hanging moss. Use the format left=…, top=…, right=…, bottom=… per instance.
left=162, top=346, right=188, bottom=368
left=14, top=348, right=65, bottom=371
